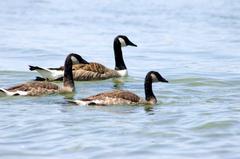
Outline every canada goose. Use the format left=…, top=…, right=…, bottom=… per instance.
left=0, top=53, right=81, bottom=96
left=29, top=35, right=137, bottom=81
left=70, top=71, right=168, bottom=106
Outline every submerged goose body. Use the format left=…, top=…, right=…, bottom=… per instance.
left=29, top=35, right=137, bottom=81
left=0, top=53, right=80, bottom=96
left=71, top=71, right=168, bottom=106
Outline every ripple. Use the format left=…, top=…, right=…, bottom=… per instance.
left=1, top=0, right=240, bottom=158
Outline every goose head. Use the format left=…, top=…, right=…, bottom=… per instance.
left=63, top=53, right=86, bottom=92
left=113, top=35, right=137, bottom=71
left=69, top=53, right=89, bottom=65
left=144, top=71, right=168, bottom=104
left=149, top=71, right=168, bottom=83
left=114, top=35, right=137, bottom=47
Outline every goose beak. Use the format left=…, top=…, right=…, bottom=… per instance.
left=128, top=41, right=137, bottom=47
left=161, top=78, right=168, bottom=83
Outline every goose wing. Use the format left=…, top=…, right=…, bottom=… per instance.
left=87, top=90, right=140, bottom=103
left=72, top=90, right=141, bottom=105
left=72, top=63, right=120, bottom=81
left=73, top=63, right=113, bottom=73
left=88, top=90, right=140, bottom=102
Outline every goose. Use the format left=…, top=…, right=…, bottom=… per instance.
left=70, top=71, right=168, bottom=106
left=0, top=53, right=82, bottom=96
left=29, top=35, right=137, bottom=81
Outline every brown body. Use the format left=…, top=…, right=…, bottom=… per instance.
left=6, top=81, right=60, bottom=96
left=84, top=90, right=143, bottom=105
left=75, top=90, right=145, bottom=105
left=44, top=62, right=120, bottom=81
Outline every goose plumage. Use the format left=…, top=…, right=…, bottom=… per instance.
left=71, top=71, right=168, bottom=106
left=0, top=53, right=81, bottom=96
left=29, top=35, right=137, bottom=81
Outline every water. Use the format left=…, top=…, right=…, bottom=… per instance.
left=0, top=0, right=240, bottom=158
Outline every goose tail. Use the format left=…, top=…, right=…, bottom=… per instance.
left=67, top=99, right=90, bottom=105
left=29, top=65, right=44, bottom=71
left=67, top=99, right=106, bottom=106
left=28, top=65, right=64, bottom=81
left=0, top=88, right=9, bottom=96
left=0, top=88, right=28, bottom=96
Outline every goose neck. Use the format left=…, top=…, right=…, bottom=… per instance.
left=114, top=41, right=127, bottom=70
left=63, top=56, right=75, bottom=91
left=144, top=76, right=157, bottom=104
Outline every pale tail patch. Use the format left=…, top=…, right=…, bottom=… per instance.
left=69, top=99, right=97, bottom=106
left=116, top=69, right=128, bottom=77
left=0, top=88, right=28, bottom=96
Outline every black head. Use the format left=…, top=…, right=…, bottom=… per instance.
left=68, top=53, right=89, bottom=64
left=114, top=35, right=137, bottom=47
left=146, top=71, right=168, bottom=83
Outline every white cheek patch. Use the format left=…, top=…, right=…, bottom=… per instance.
left=118, top=37, right=126, bottom=47
left=71, top=56, right=79, bottom=64
left=151, top=74, right=159, bottom=82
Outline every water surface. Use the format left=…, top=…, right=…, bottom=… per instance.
left=0, top=0, right=240, bottom=159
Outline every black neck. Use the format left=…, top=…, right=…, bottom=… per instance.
left=63, top=56, right=74, bottom=91
left=144, top=75, right=156, bottom=102
left=114, top=40, right=127, bottom=70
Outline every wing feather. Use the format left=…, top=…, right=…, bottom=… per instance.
left=86, top=90, right=140, bottom=103
left=6, top=81, right=59, bottom=96
left=72, top=63, right=120, bottom=81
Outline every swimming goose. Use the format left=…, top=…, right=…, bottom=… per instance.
left=29, top=35, right=137, bottom=81
left=29, top=54, right=89, bottom=81
left=0, top=53, right=81, bottom=96
left=71, top=71, right=168, bottom=106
